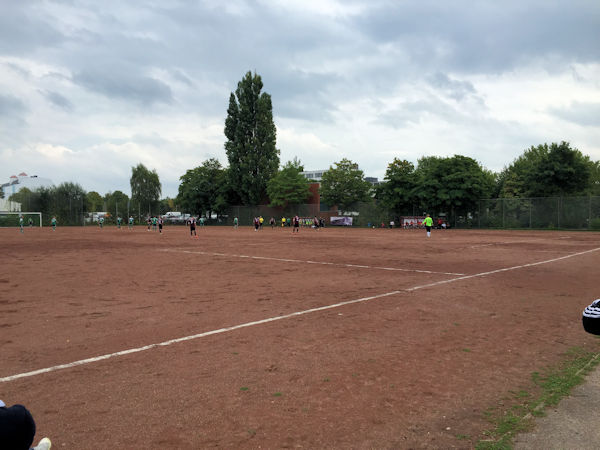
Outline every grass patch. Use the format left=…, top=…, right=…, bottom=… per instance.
left=273, top=392, right=282, bottom=397
left=475, top=347, right=600, bottom=450
left=240, top=387, right=249, bottom=391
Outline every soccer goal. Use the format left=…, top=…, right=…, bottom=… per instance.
left=0, top=211, right=43, bottom=227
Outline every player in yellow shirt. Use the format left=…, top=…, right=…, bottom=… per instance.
left=421, top=214, right=433, bottom=238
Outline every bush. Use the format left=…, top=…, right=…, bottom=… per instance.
left=590, top=218, right=600, bottom=230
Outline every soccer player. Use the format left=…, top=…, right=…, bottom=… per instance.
left=99, top=216, right=104, bottom=229
left=313, top=216, right=320, bottom=229
left=281, top=217, right=286, bottom=227
left=117, top=216, right=122, bottom=229
left=253, top=216, right=259, bottom=231
left=233, top=217, right=238, bottom=229
left=292, top=215, right=300, bottom=233
left=51, top=216, right=57, bottom=231
left=189, top=216, right=197, bottom=237
left=152, top=216, right=158, bottom=231
left=158, top=217, right=163, bottom=233
left=421, top=214, right=433, bottom=238
left=19, top=215, right=24, bottom=233
left=259, top=216, right=264, bottom=230
left=128, top=216, right=134, bottom=229
left=269, top=217, right=275, bottom=228
left=146, top=217, right=151, bottom=231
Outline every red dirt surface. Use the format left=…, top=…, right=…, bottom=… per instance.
left=1, top=225, right=599, bottom=449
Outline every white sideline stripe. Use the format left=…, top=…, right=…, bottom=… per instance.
left=163, top=248, right=465, bottom=276
left=2, top=246, right=599, bottom=384
left=405, top=246, right=600, bottom=291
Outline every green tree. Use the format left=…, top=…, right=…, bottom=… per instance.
left=498, top=142, right=591, bottom=197
left=319, top=158, right=372, bottom=212
left=587, top=161, right=600, bottom=196
left=159, top=197, right=176, bottom=215
left=53, top=182, right=87, bottom=225
left=414, top=155, right=494, bottom=218
left=9, top=187, right=35, bottom=210
left=130, top=163, right=162, bottom=216
left=224, top=71, right=280, bottom=205
left=376, top=158, right=417, bottom=216
left=86, top=191, right=104, bottom=212
left=177, top=158, right=228, bottom=218
left=105, top=191, right=129, bottom=220
left=267, top=158, right=311, bottom=209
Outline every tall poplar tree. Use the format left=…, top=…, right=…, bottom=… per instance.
left=224, top=71, right=279, bottom=205
left=130, top=163, right=161, bottom=216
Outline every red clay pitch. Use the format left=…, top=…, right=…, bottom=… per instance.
left=1, top=225, right=599, bottom=448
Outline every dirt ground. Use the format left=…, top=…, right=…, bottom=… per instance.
left=1, top=225, right=599, bottom=449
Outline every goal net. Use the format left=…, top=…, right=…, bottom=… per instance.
left=0, top=211, right=43, bottom=228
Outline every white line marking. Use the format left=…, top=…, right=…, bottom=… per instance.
left=2, top=246, right=599, bottom=383
left=162, top=248, right=465, bottom=276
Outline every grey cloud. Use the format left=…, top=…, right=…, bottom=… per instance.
left=41, top=90, right=74, bottom=111
left=376, top=98, right=454, bottom=128
left=0, top=94, right=27, bottom=117
left=171, top=69, right=194, bottom=87
left=2, top=62, right=31, bottom=79
left=0, top=2, right=64, bottom=54
left=548, top=102, right=600, bottom=127
left=73, top=69, right=173, bottom=106
left=426, top=72, right=476, bottom=101
left=351, top=0, right=600, bottom=74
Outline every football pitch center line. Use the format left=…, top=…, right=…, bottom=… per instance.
left=161, top=248, right=466, bottom=276
left=2, top=246, right=599, bottom=384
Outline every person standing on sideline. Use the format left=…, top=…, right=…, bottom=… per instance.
left=19, top=215, right=24, bottom=233
left=51, top=216, right=57, bottom=231
left=128, top=216, right=134, bottom=230
left=292, top=215, right=300, bottom=233
left=158, top=216, right=163, bottom=233
left=422, top=214, right=433, bottom=238
left=233, top=217, right=238, bottom=229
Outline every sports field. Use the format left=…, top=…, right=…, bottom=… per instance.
left=1, top=225, right=599, bottom=448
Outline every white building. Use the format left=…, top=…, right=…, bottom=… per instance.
left=1, top=172, right=54, bottom=198
left=300, top=170, right=327, bottom=182
left=300, top=170, right=380, bottom=186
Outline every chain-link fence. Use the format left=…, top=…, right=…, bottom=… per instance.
left=222, top=196, right=600, bottom=230
left=475, top=196, right=600, bottom=230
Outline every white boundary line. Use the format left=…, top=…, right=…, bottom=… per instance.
left=2, top=246, right=599, bottom=383
left=161, top=248, right=465, bottom=276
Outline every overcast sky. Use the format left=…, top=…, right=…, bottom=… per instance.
left=1, top=0, right=599, bottom=198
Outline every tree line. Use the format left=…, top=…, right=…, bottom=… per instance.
left=6, top=71, right=600, bottom=226
left=8, top=164, right=165, bottom=225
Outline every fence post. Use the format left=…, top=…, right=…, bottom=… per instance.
left=529, top=200, right=532, bottom=229
left=557, top=197, right=560, bottom=229
left=502, top=198, right=505, bottom=228
left=589, top=195, right=592, bottom=229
